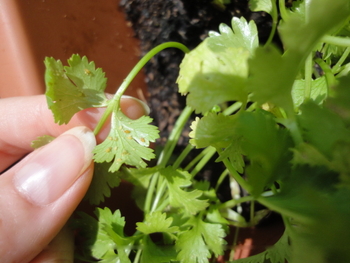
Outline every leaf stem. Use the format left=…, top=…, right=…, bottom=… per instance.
left=157, top=106, right=193, bottom=167
left=278, top=0, right=289, bottom=22
left=93, top=42, right=190, bottom=136
left=332, top=46, right=350, bottom=74
left=304, top=53, right=313, bottom=101
left=322, top=35, right=350, bottom=47
left=264, top=0, right=278, bottom=46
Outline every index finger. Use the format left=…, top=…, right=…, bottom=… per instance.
left=0, top=95, right=149, bottom=172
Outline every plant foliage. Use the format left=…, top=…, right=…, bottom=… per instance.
left=41, top=0, right=350, bottom=262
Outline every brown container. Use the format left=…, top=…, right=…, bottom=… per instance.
left=0, top=0, right=146, bottom=98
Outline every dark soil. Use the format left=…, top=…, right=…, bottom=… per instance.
left=120, top=0, right=273, bottom=145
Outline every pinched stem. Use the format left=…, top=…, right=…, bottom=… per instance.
left=93, top=42, right=190, bottom=136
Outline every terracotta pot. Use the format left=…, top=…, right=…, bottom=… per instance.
left=0, top=0, right=146, bottom=98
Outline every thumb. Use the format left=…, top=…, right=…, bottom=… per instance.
left=0, top=126, right=96, bottom=262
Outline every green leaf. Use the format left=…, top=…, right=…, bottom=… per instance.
left=141, top=236, right=177, bottom=263
left=160, top=167, right=209, bottom=215
left=73, top=208, right=127, bottom=261
left=176, top=217, right=226, bottom=263
left=178, top=17, right=258, bottom=113
left=327, top=75, right=350, bottom=125
left=208, top=16, right=259, bottom=54
left=237, top=110, right=293, bottom=196
left=30, top=135, right=55, bottom=149
left=279, top=0, right=350, bottom=56
left=247, top=45, right=296, bottom=113
left=93, top=110, right=159, bottom=172
left=249, top=0, right=274, bottom=14
left=84, top=162, right=121, bottom=205
left=291, top=76, right=328, bottom=108
left=44, top=55, right=108, bottom=124
left=189, top=113, right=245, bottom=173
left=136, top=211, right=179, bottom=235
left=232, top=231, right=290, bottom=263
left=189, top=113, right=238, bottom=149
left=298, top=101, right=350, bottom=159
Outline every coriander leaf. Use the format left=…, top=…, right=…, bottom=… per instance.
left=249, top=0, right=274, bottom=15
left=189, top=113, right=245, bottom=173
left=232, top=231, right=290, bottom=263
left=189, top=113, right=238, bottom=149
left=208, top=16, right=258, bottom=54
left=237, top=110, right=293, bottom=196
left=178, top=17, right=258, bottom=113
left=136, top=211, right=179, bottom=235
left=327, top=75, right=350, bottom=125
left=73, top=208, right=127, bottom=261
left=45, top=55, right=108, bottom=124
left=291, top=76, right=327, bottom=108
left=93, top=109, right=159, bottom=172
left=291, top=143, right=332, bottom=168
left=246, top=45, right=296, bottom=113
left=141, top=236, right=177, bottom=263
left=298, top=101, right=350, bottom=159
left=84, top=162, right=121, bottom=205
left=31, top=135, right=55, bottom=149
left=160, top=166, right=209, bottom=215
left=279, top=0, right=350, bottom=56
left=176, top=217, right=226, bottom=263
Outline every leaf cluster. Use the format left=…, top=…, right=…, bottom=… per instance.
left=41, top=0, right=350, bottom=262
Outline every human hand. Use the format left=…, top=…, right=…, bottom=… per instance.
left=0, top=95, right=149, bottom=262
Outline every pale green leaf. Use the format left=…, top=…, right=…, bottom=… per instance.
left=31, top=135, right=55, bottom=149
left=176, top=217, right=226, bottom=263
left=44, top=55, right=108, bottom=124
left=291, top=76, right=327, bottom=108
left=84, top=162, right=121, bottom=205
left=160, top=167, right=209, bottom=215
left=141, top=236, right=177, bottom=263
left=136, top=211, right=179, bottom=235
left=178, top=17, right=258, bottom=113
left=93, top=110, right=159, bottom=172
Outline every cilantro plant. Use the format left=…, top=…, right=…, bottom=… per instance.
left=41, top=0, right=350, bottom=262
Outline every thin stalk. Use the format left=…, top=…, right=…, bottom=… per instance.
left=93, top=42, right=190, bottom=135
left=222, top=101, right=242, bottom=116
left=250, top=201, right=255, bottom=225
left=215, top=169, right=229, bottom=191
left=172, top=144, right=194, bottom=170
left=157, top=106, right=193, bottom=167
left=218, top=195, right=255, bottom=210
left=190, top=146, right=217, bottom=177
left=322, top=35, right=350, bottom=47
left=144, top=172, right=159, bottom=213
left=332, top=46, right=350, bottom=74
left=278, top=0, right=289, bottom=22
left=304, top=53, right=313, bottom=101
left=184, top=146, right=214, bottom=171
left=222, top=157, right=251, bottom=193
left=264, top=0, right=278, bottom=46
left=315, top=57, right=337, bottom=90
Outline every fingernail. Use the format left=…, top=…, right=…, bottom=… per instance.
left=121, top=95, right=150, bottom=116
left=13, top=127, right=96, bottom=206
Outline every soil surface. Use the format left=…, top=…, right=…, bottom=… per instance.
left=120, top=0, right=273, bottom=145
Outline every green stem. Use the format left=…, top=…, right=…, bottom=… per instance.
left=264, top=0, right=278, bottom=46
left=144, top=172, right=159, bottom=213
left=304, top=53, right=313, bottom=101
left=315, top=57, right=337, bottom=90
left=93, top=42, right=190, bottom=136
left=157, top=106, right=193, bottom=167
left=172, top=144, right=194, bottom=169
left=190, top=146, right=216, bottom=178
left=332, top=46, right=350, bottom=74
left=278, top=0, right=289, bottom=22
left=322, top=35, right=350, bottom=47
left=221, top=156, right=251, bottom=193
